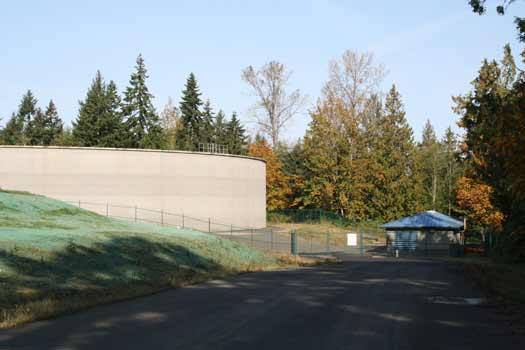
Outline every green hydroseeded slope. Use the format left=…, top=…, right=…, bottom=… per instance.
left=0, top=190, right=276, bottom=325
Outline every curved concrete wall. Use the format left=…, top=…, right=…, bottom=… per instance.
left=0, top=146, right=266, bottom=228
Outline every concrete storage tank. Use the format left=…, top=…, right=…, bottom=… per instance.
left=0, top=146, right=266, bottom=229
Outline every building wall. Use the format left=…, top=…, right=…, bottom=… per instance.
left=386, top=230, right=459, bottom=252
left=0, top=146, right=266, bottom=228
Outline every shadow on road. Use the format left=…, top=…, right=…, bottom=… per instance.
left=1, top=257, right=523, bottom=350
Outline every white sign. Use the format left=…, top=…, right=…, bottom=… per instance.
left=347, top=233, right=357, bottom=246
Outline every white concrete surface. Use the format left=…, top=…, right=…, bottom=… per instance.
left=0, top=146, right=266, bottom=228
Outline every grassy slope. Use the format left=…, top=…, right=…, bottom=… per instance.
left=0, top=190, right=308, bottom=327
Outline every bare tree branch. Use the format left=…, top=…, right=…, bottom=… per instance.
left=242, top=61, right=307, bottom=147
left=323, top=50, right=385, bottom=119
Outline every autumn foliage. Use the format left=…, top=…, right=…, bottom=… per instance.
left=248, top=139, right=291, bottom=211
left=456, top=177, right=504, bottom=231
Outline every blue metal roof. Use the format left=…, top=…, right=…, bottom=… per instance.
left=381, top=210, right=464, bottom=231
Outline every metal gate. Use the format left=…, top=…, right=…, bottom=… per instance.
left=291, top=229, right=387, bottom=256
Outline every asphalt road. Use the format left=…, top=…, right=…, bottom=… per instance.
left=1, top=256, right=523, bottom=350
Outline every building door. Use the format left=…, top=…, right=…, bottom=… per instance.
left=394, top=231, right=417, bottom=251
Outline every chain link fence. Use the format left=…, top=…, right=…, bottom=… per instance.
left=71, top=201, right=388, bottom=256
left=71, top=200, right=293, bottom=253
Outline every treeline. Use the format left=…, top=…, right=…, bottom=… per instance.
left=0, top=55, right=248, bottom=154
left=251, top=43, right=525, bottom=259
left=454, top=44, right=525, bottom=259
left=249, top=51, right=464, bottom=223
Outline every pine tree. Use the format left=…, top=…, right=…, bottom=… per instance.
left=54, top=126, right=76, bottom=146
left=26, top=100, right=63, bottom=145
left=213, top=110, right=228, bottom=146
left=122, top=54, right=162, bottom=149
left=1, top=91, right=38, bottom=145
left=1, top=113, right=24, bottom=145
left=500, top=43, right=517, bottom=89
left=359, top=94, right=386, bottom=219
left=17, top=90, right=39, bottom=144
left=176, top=73, right=203, bottom=151
left=374, top=85, right=418, bottom=220
left=18, top=90, right=38, bottom=127
left=99, top=81, right=125, bottom=147
left=441, top=127, right=462, bottom=215
left=417, top=120, right=443, bottom=210
left=26, top=108, right=46, bottom=145
left=201, top=100, right=215, bottom=144
left=302, top=99, right=367, bottom=218
left=454, top=59, right=509, bottom=215
left=278, top=139, right=308, bottom=208
left=73, top=71, right=106, bottom=146
left=74, top=71, right=124, bottom=147
left=226, top=112, right=247, bottom=155
left=452, top=46, right=525, bottom=247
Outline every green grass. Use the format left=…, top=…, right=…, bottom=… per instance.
left=269, top=222, right=385, bottom=246
left=459, top=258, right=525, bottom=305
left=0, top=191, right=320, bottom=328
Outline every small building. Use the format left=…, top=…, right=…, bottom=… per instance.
left=382, top=211, right=464, bottom=255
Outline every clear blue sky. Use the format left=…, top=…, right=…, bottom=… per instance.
left=1, top=0, right=523, bottom=142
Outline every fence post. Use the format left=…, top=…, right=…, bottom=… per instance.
left=230, top=224, right=233, bottom=237
left=161, top=210, right=164, bottom=226
left=250, top=228, right=254, bottom=247
left=134, top=206, right=137, bottom=223
left=208, top=218, right=211, bottom=233
left=78, top=200, right=81, bottom=208
left=106, top=203, right=109, bottom=217
left=359, top=227, right=364, bottom=256
left=291, top=229, right=297, bottom=255
left=182, top=214, right=185, bottom=229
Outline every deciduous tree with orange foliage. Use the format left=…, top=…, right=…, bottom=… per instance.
left=248, top=137, right=291, bottom=211
left=456, top=177, right=504, bottom=236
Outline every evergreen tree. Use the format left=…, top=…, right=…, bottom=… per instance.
left=1, top=91, right=38, bottom=145
left=1, top=113, right=24, bottom=145
left=278, top=139, right=308, bottom=208
left=359, top=94, right=386, bottom=219
left=454, top=59, right=510, bottom=215
left=99, top=81, right=126, bottom=147
left=201, top=100, right=215, bottom=144
left=374, top=85, right=418, bottom=220
left=226, top=112, right=247, bottom=155
left=54, top=126, right=76, bottom=146
left=417, top=120, right=443, bottom=210
left=453, top=45, right=525, bottom=254
left=73, top=71, right=124, bottom=147
left=176, top=73, right=203, bottom=151
left=17, top=90, right=38, bottom=127
left=213, top=110, right=228, bottom=146
left=26, top=100, right=63, bottom=145
left=302, top=99, right=368, bottom=218
left=122, top=54, right=162, bottom=149
left=441, top=127, right=462, bottom=215
left=500, top=43, right=517, bottom=89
